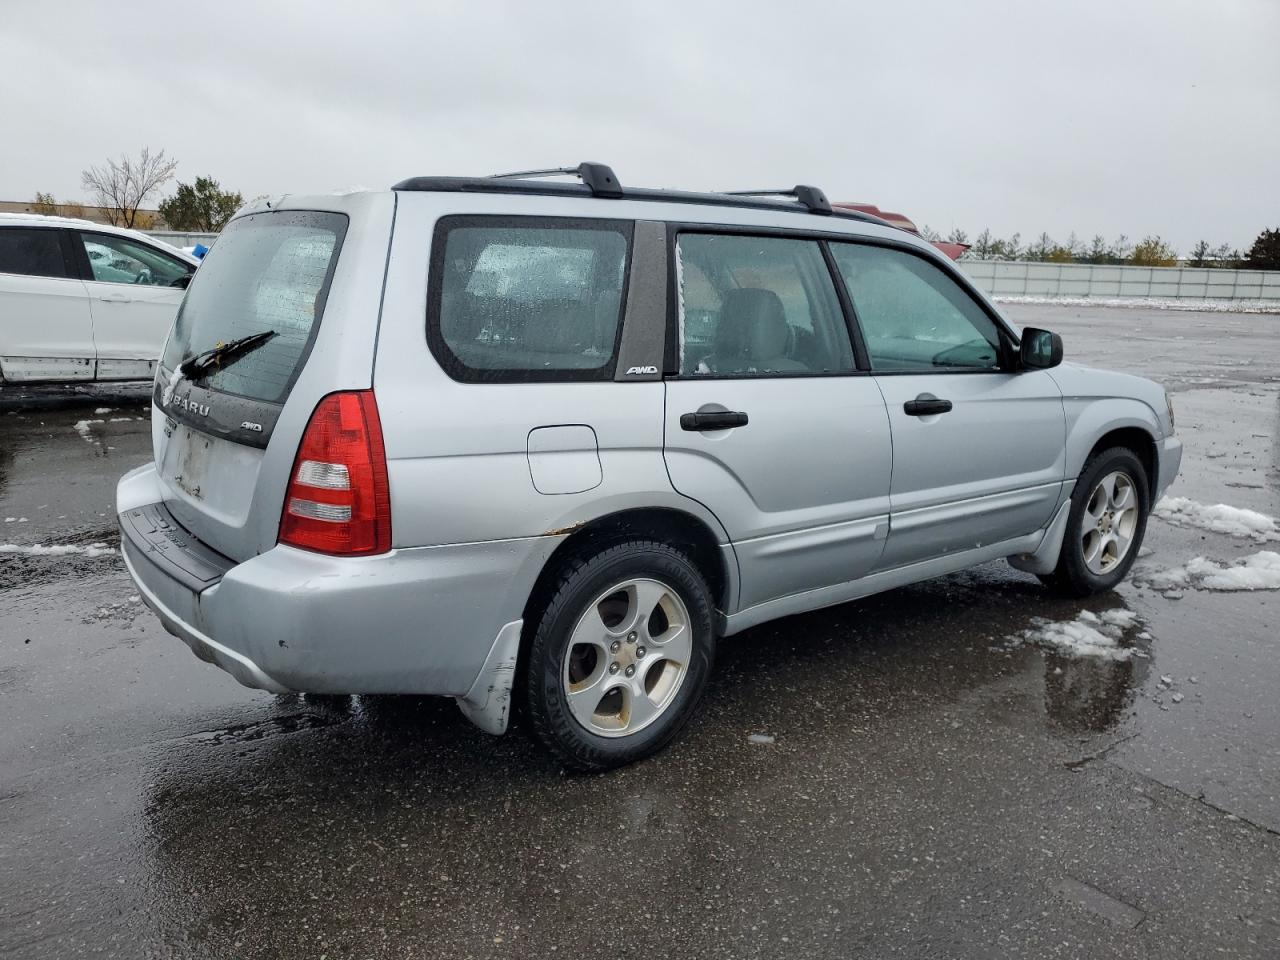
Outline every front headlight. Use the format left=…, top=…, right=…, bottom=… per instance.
left=1165, top=391, right=1176, bottom=433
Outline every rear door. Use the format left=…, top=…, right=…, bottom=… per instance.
left=73, top=230, right=194, bottom=380
left=828, top=242, right=1066, bottom=569
left=662, top=230, right=892, bottom=612
left=0, top=226, right=94, bottom=381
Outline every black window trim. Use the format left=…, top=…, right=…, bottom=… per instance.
left=425, top=214, right=635, bottom=385
left=0, top=224, right=78, bottom=281
left=664, top=222, right=866, bottom=381
left=72, top=228, right=195, bottom=287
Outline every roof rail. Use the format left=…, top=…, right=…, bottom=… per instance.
left=489, top=162, right=623, bottom=198
left=391, top=168, right=885, bottom=225
left=723, top=185, right=832, bottom=215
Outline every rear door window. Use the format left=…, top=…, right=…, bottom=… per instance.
left=76, top=232, right=192, bottom=287
left=675, top=233, right=854, bottom=376
left=0, top=227, right=72, bottom=279
left=428, top=217, right=631, bottom=382
left=160, top=211, right=348, bottom=403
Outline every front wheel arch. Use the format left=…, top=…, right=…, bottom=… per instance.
left=1083, top=426, right=1157, bottom=499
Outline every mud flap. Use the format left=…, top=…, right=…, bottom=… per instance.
left=455, top=619, right=523, bottom=735
left=1008, top=498, right=1073, bottom=576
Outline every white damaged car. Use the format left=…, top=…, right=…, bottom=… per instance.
left=0, top=213, right=198, bottom=383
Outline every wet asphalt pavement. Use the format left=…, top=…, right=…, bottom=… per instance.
left=2, top=304, right=1279, bottom=959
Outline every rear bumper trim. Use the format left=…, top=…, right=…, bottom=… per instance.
left=119, top=501, right=234, bottom=594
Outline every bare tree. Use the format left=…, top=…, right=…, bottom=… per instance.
left=81, top=147, right=178, bottom=228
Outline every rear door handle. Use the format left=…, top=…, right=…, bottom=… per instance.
left=99, top=293, right=133, bottom=303
left=680, top=410, right=749, bottom=431
left=903, top=396, right=952, bottom=417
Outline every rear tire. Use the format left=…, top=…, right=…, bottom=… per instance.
left=1041, top=447, right=1150, bottom=597
left=525, top=540, right=715, bottom=772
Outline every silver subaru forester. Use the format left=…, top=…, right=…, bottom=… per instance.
left=117, top=163, right=1181, bottom=770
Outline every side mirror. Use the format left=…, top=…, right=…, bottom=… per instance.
left=170, top=274, right=192, bottom=290
left=1020, top=327, right=1063, bottom=369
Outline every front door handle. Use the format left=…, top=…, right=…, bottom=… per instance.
left=680, top=410, right=749, bottom=431
left=903, top=395, right=952, bottom=417
left=99, top=293, right=133, bottom=303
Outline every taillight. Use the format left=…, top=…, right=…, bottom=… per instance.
left=279, top=390, right=391, bottom=555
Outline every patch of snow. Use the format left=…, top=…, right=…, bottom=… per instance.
left=73, top=418, right=104, bottom=440
left=1153, top=497, right=1279, bottom=542
left=1018, top=608, right=1139, bottom=661
left=991, top=295, right=1280, bottom=315
left=94, top=407, right=113, bottom=414
left=0, top=542, right=117, bottom=558
left=1145, top=551, right=1280, bottom=592
left=161, top=364, right=184, bottom=405
left=1098, top=609, right=1139, bottom=629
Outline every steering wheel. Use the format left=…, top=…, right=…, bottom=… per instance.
left=133, top=267, right=153, bottom=285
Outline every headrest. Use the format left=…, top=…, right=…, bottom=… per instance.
left=716, top=288, right=789, bottom=361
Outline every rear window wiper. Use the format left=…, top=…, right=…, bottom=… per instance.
left=179, top=331, right=277, bottom=380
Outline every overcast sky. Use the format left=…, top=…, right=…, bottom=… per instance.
left=2, top=0, right=1277, bottom=250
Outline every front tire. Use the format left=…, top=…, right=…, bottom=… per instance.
left=525, top=540, right=716, bottom=772
left=1041, top=447, right=1150, bottom=597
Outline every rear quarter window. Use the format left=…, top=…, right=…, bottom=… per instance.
left=427, top=217, right=632, bottom=383
left=161, top=211, right=348, bottom=404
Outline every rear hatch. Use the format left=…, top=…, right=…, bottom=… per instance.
left=150, top=195, right=394, bottom=562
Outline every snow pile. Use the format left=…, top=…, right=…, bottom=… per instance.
left=1146, top=551, right=1280, bottom=592
left=0, top=542, right=116, bottom=558
left=991, top=295, right=1280, bottom=315
left=1153, top=497, right=1279, bottom=542
left=1019, top=609, right=1138, bottom=660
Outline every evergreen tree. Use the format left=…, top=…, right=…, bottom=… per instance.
left=159, top=176, right=245, bottom=232
left=971, top=228, right=996, bottom=260
left=1243, top=228, right=1280, bottom=270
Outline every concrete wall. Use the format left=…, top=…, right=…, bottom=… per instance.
left=960, top=259, right=1280, bottom=302
left=145, top=230, right=219, bottom=250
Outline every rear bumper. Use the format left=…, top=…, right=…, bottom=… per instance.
left=1155, top=434, right=1183, bottom=502
left=121, top=538, right=289, bottom=693
left=118, top=466, right=559, bottom=701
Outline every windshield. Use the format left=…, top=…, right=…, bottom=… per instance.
left=160, top=210, right=348, bottom=404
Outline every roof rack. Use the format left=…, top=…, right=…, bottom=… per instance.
left=489, top=162, right=623, bottom=198
left=723, top=185, right=832, bottom=215
left=392, top=162, right=883, bottom=226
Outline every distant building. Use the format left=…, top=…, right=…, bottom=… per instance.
left=0, top=199, right=167, bottom=229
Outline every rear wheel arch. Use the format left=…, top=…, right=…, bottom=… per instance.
left=523, top=507, right=731, bottom=630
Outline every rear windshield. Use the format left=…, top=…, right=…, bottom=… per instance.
left=161, top=210, right=348, bottom=404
